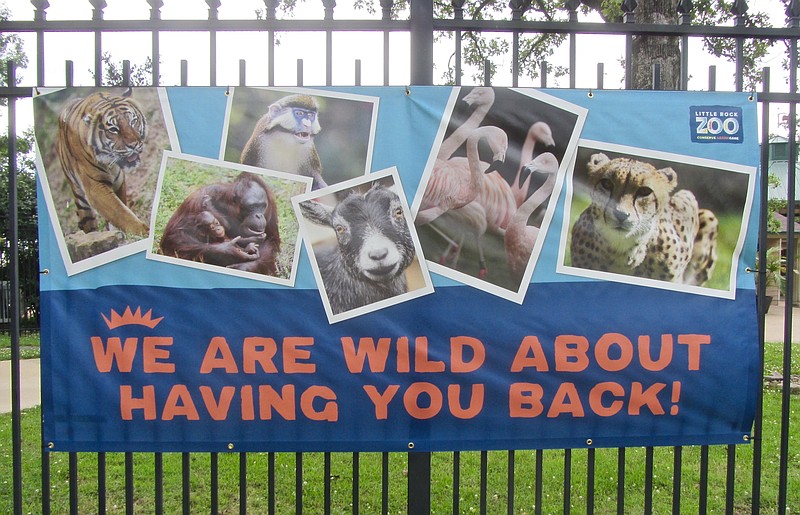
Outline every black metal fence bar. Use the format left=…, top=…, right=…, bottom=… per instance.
left=779, top=31, right=799, bottom=513
left=7, top=60, right=23, bottom=515
left=2, top=1, right=800, bottom=513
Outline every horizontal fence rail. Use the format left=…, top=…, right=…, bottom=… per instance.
left=2, top=0, right=799, bottom=513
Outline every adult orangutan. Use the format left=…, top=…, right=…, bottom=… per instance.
left=160, top=172, right=281, bottom=274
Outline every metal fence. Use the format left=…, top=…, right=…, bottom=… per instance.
left=1, top=0, right=798, bottom=513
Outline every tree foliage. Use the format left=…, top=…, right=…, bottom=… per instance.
left=0, top=129, right=40, bottom=324
left=95, top=52, right=158, bottom=86
left=351, top=0, right=785, bottom=89
left=0, top=3, right=28, bottom=104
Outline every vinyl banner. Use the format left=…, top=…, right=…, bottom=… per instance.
left=35, top=87, right=760, bottom=452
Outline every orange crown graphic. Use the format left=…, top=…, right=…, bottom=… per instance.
left=102, top=307, right=164, bottom=330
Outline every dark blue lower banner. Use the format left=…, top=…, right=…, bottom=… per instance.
left=41, top=282, right=759, bottom=452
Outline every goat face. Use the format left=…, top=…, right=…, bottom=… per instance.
left=302, top=184, right=416, bottom=283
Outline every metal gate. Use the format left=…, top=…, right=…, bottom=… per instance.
left=2, top=1, right=798, bottom=513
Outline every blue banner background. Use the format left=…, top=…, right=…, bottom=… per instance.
left=39, top=87, right=761, bottom=451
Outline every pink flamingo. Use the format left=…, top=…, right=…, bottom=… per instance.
left=430, top=201, right=490, bottom=276
left=433, top=164, right=514, bottom=278
left=511, top=121, right=556, bottom=208
left=504, top=152, right=560, bottom=280
left=416, top=125, right=508, bottom=226
left=424, top=87, right=497, bottom=274
left=432, top=123, right=552, bottom=279
left=437, top=87, right=495, bottom=161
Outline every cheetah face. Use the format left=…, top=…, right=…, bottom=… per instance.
left=586, top=154, right=677, bottom=245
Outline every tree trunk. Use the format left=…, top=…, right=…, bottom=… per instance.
left=630, top=0, right=682, bottom=90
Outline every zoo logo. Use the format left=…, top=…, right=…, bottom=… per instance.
left=689, top=106, right=743, bottom=144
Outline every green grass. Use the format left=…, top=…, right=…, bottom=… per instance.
left=1, top=336, right=797, bottom=513
left=0, top=333, right=40, bottom=361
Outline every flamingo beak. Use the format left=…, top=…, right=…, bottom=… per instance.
left=484, top=159, right=503, bottom=174
left=516, top=163, right=536, bottom=187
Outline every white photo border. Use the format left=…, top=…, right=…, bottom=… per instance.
left=146, top=150, right=312, bottom=286
left=219, top=86, right=380, bottom=186
left=410, top=87, right=588, bottom=304
left=293, top=167, right=435, bottom=324
left=34, top=87, right=178, bottom=276
left=556, top=139, right=757, bottom=299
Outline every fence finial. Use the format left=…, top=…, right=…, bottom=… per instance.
left=147, top=0, right=163, bottom=20
left=622, top=0, right=637, bottom=23
left=263, top=0, right=278, bottom=20
left=31, top=0, right=49, bottom=21
left=89, top=0, right=106, bottom=20
left=788, top=0, right=800, bottom=28
left=731, top=0, right=748, bottom=16
left=451, top=0, right=465, bottom=17
left=677, top=0, right=692, bottom=24
left=323, top=0, right=336, bottom=20
left=509, top=0, right=531, bottom=20
left=565, top=0, right=581, bottom=22
left=379, top=0, right=394, bottom=20
left=206, top=0, right=221, bottom=20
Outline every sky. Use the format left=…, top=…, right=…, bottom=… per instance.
left=0, top=0, right=795, bottom=135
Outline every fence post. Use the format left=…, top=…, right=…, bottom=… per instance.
left=409, top=0, right=433, bottom=85
left=407, top=451, right=431, bottom=514
left=408, top=1, right=434, bottom=511
left=7, top=59, right=23, bottom=515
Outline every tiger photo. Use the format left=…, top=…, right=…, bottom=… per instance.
left=34, top=87, right=172, bottom=268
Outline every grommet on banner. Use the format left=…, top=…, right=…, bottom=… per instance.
left=586, top=438, right=593, bottom=446
left=40, top=269, right=49, bottom=275
left=225, top=86, right=230, bottom=96
left=743, top=434, right=750, bottom=442
left=407, top=442, right=415, bottom=449
left=405, top=86, right=411, bottom=96
left=745, top=267, right=754, bottom=273
left=47, top=442, right=54, bottom=449
left=227, top=443, right=234, bottom=450
left=587, top=89, right=594, bottom=98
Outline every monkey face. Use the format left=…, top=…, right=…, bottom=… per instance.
left=198, top=211, right=226, bottom=239
left=292, top=108, right=316, bottom=125
left=236, top=181, right=269, bottom=237
left=206, top=219, right=225, bottom=239
left=266, top=95, right=322, bottom=142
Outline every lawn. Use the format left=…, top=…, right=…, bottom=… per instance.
left=0, top=333, right=40, bottom=361
left=1, top=335, right=798, bottom=513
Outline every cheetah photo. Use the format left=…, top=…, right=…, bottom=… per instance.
left=559, top=142, right=756, bottom=296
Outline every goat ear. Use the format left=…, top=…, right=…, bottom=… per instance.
left=300, top=199, right=334, bottom=227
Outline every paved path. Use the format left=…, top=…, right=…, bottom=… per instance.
left=2, top=304, right=799, bottom=414
left=1, top=358, right=40, bottom=414
left=763, top=302, right=800, bottom=343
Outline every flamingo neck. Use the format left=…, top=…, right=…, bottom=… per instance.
left=514, top=134, right=538, bottom=187
left=466, top=137, right=485, bottom=191
left=438, top=102, right=492, bottom=161
left=516, top=173, right=557, bottom=221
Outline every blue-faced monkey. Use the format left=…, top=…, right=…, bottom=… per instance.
left=241, top=94, right=327, bottom=190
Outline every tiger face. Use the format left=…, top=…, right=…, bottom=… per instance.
left=84, top=93, right=147, bottom=170
left=585, top=153, right=676, bottom=246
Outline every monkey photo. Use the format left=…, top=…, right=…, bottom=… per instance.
left=221, top=87, right=379, bottom=189
left=147, top=151, right=312, bottom=286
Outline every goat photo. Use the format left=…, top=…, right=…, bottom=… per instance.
left=293, top=169, right=434, bottom=323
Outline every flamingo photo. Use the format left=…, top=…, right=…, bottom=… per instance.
left=504, top=152, right=561, bottom=281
